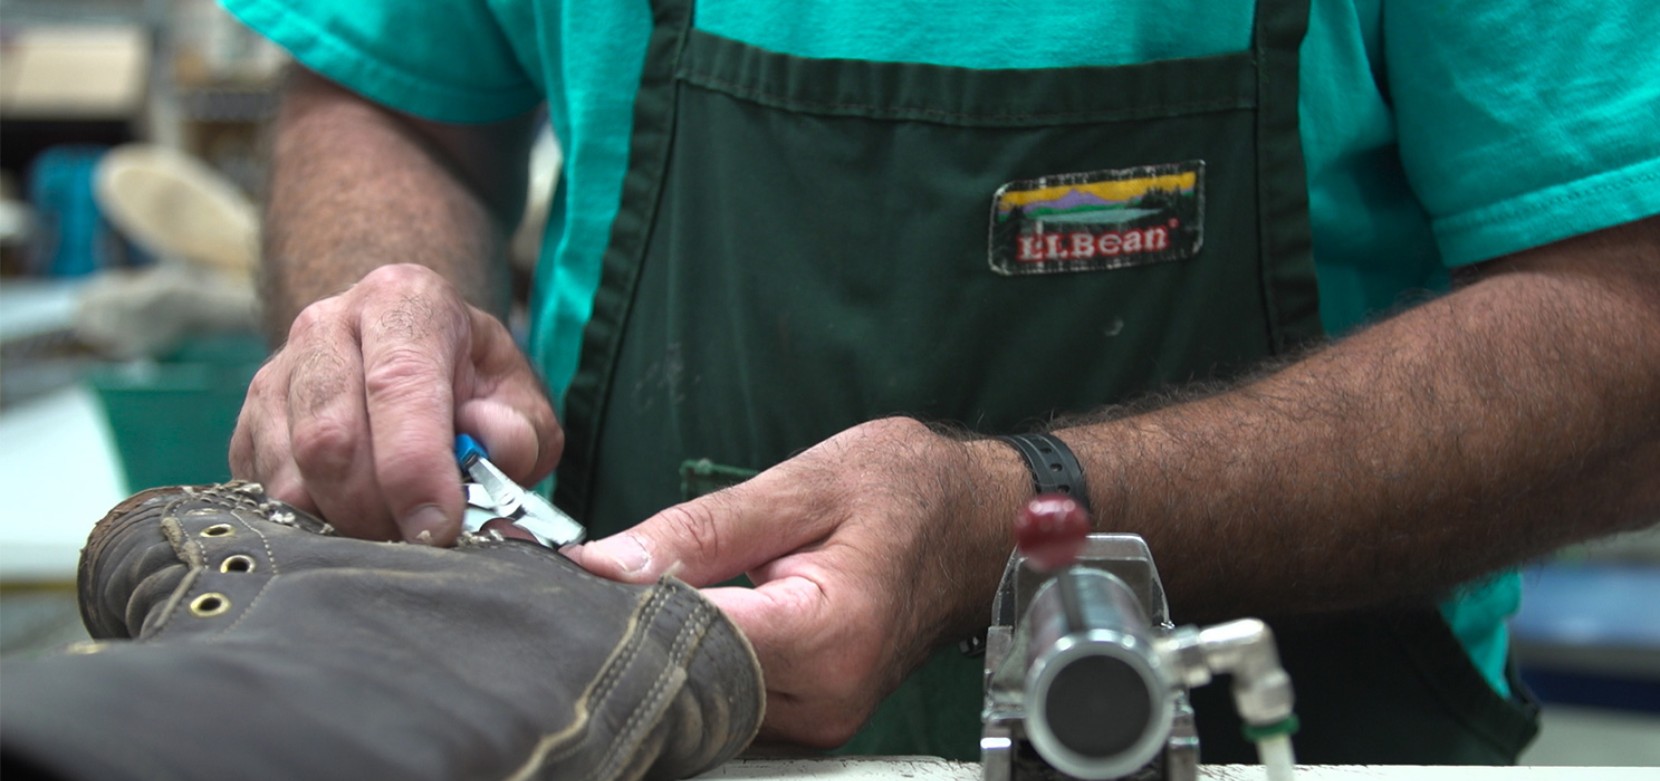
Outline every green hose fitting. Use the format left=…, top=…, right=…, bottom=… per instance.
left=1241, top=713, right=1300, bottom=742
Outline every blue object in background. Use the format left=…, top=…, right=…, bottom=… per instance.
left=1510, top=562, right=1660, bottom=714
left=26, top=145, right=115, bottom=277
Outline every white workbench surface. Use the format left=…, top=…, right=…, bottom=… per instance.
left=0, top=384, right=126, bottom=582
left=705, top=758, right=1656, bottom=779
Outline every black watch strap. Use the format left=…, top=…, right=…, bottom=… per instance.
left=997, top=433, right=1092, bottom=513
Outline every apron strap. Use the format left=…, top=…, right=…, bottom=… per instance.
left=557, top=0, right=697, bottom=520
left=1254, top=0, right=1323, bottom=350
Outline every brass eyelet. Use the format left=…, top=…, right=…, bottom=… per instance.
left=200, top=524, right=235, bottom=538
left=219, top=555, right=256, bottom=574
left=190, top=593, right=231, bottom=617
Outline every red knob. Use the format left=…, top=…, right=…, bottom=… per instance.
left=1015, top=493, right=1090, bottom=572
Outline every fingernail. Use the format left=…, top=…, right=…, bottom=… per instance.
left=401, top=504, right=449, bottom=545
left=589, top=535, right=652, bottom=576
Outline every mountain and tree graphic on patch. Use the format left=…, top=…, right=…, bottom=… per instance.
left=996, top=172, right=1198, bottom=228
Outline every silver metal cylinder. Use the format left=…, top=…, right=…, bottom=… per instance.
left=1024, top=568, right=1174, bottom=780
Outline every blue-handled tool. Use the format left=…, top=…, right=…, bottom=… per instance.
left=455, top=434, right=586, bottom=547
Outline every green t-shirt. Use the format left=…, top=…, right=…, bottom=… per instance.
left=222, top=0, right=1660, bottom=700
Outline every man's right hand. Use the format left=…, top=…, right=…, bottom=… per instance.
left=229, top=264, right=561, bottom=545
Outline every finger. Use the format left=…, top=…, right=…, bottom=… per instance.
left=258, top=460, right=318, bottom=519
left=456, top=308, right=562, bottom=483
left=231, top=361, right=318, bottom=517
left=356, top=285, right=469, bottom=545
left=228, top=373, right=264, bottom=480
left=241, top=420, right=317, bottom=518
left=566, top=479, right=831, bottom=585
left=230, top=354, right=292, bottom=483
left=286, top=327, right=397, bottom=540
left=455, top=398, right=553, bottom=482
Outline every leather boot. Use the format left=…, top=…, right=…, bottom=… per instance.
left=0, top=482, right=764, bottom=781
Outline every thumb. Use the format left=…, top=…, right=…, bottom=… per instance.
left=566, top=483, right=824, bottom=586
left=565, top=533, right=656, bottom=583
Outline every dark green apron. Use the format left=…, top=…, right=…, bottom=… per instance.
left=557, top=0, right=1539, bottom=764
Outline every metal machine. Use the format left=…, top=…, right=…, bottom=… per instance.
left=981, top=500, right=1298, bottom=781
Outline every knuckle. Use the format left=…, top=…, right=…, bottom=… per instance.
left=355, top=266, right=468, bottom=335
left=374, top=295, right=440, bottom=340
left=653, top=503, right=725, bottom=563
left=360, top=263, right=440, bottom=291
left=246, top=354, right=295, bottom=401
left=286, top=299, right=339, bottom=341
left=372, top=293, right=469, bottom=345
left=245, top=365, right=275, bottom=397
left=289, top=417, right=361, bottom=476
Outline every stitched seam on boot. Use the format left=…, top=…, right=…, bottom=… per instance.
left=208, top=508, right=285, bottom=634
left=193, top=482, right=311, bottom=536
left=608, top=603, right=706, bottom=768
left=672, top=584, right=765, bottom=764
left=232, top=503, right=283, bottom=576
left=588, top=588, right=673, bottom=709
left=595, top=599, right=714, bottom=779
left=503, top=587, right=674, bottom=779
left=689, top=600, right=765, bottom=763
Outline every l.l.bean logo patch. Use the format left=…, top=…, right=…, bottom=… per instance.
left=989, top=161, right=1204, bottom=276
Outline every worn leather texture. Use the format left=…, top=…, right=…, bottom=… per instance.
left=0, top=482, right=764, bottom=781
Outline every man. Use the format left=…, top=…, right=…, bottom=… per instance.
left=222, top=0, right=1660, bottom=764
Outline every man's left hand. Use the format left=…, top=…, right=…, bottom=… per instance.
left=565, top=417, right=1024, bottom=746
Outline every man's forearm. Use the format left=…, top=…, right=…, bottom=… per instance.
left=1022, top=217, right=1660, bottom=621
left=261, top=69, right=532, bottom=338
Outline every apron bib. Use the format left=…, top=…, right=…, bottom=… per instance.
left=557, top=0, right=1537, bottom=763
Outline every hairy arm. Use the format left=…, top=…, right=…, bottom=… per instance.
left=261, top=67, right=534, bottom=335
left=1041, top=215, right=1660, bottom=621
